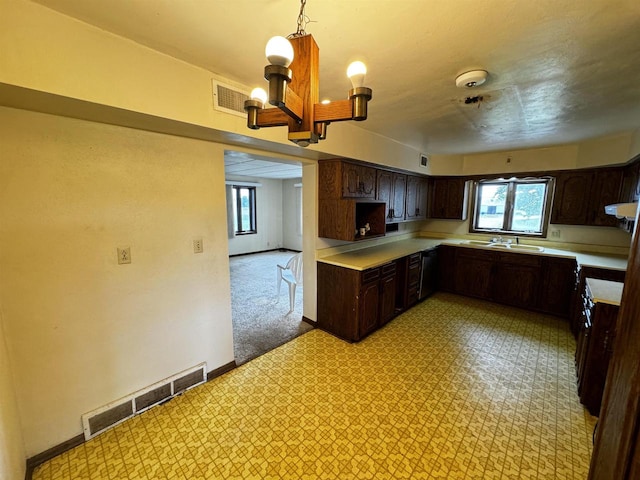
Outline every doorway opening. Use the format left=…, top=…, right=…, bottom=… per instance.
left=224, top=150, right=312, bottom=364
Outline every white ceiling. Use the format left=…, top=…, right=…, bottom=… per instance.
left=224, top=151, right=302, bottom=180
left=32, top=0, right=640, bottom=155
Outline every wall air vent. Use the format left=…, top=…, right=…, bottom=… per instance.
left=212, top=80, right=250, bottom=117
left=81, top=363, right=206, bottom=440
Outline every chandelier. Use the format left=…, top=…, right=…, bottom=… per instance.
left=244, top=0, right=373, bottom=147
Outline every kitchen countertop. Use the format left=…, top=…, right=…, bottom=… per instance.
left=586, top=277, right=625, bottom=305
left=317, top=237, right=628, bottom=272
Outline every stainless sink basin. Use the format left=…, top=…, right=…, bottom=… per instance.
left=463, top=240, right=493, bottom=246
left=507, top=244, right=544, bottom=252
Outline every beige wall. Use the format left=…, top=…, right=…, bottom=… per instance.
left=282, top=179, right=303, bottom=252
left=0, top=107, right=235, bottom=456
left=0, top=0, right=424, bottom=171
left=429, top=132, right=636, bottom=177
left=226, top=177, right=284, bottom=256
left=422, top=217, right=632, bottom=250
left=0, top=310, right=26, bottom=480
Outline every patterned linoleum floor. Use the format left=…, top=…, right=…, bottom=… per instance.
left=33, top=293, right=597, bottom=479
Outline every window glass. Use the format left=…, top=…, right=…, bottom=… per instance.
left=232, top=185, right=256, bottom=234
left=471, top=178, right=551, bottom=236
left=511, top=182, right=546, bottom=232
left=476, top=183, right=507, bottom=230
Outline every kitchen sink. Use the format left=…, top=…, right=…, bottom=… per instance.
left=507, top=244, right=544, bottom=252
left=462, top=240, right=544, bottom=252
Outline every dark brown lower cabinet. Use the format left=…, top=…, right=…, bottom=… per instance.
left=437, top=245, right=457, bottom=292
left=576, top=282, right=620, bottom=416
left=317, top=261, right=398, bottom=342
left=588, top=217, right=640, bottom=480
left=379, top=262, right=398, bottom=326
left=539, top=256, right=578, bottom=318
left=570, top=266, right=626, bottom=337
left=454, top=249, right=493, bottom=299
left=359, top=275, right=380, bottom=339
left=437, top=245, right=577, bottom=318
left=491, top=253, right=541, bottom=309
left=397, top=252, right=421, bottom=310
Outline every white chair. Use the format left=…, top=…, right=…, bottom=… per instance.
left=277, top=252, right=303, bottom=314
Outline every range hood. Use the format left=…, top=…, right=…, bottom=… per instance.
left=604, top=202, right=639, bottom=220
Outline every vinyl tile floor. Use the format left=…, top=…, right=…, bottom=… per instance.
left=33, top=293, right=597, bottom=479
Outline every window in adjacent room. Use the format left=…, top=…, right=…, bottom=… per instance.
left=232, top=185, right=257, bottom=234
left=470, top=177, right=553, bottom=236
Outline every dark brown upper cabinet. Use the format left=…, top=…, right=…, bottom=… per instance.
left=341, top=162, right=376, bottom=198
left=318, top=159, right=430, bottom=241
left=405, top=175, right=429, bottom=221
left=551, top=168, right=622, bottom=227
left=376, top=170, right=407, bottom=223
left=318, top=159, right=386, bottom=241
left=428, top=177, right=469, bottom=220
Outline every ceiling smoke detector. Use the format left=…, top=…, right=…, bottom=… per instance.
left=455, top=70, right=488, bottom=88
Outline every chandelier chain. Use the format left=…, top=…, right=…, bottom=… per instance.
left=289, top=0, right=308, bottom=38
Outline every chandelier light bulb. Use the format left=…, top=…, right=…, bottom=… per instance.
left=265, top=36, right=294, bottom=67
left=250, top=87, right=268, bottom=106
left=347, top=61, right=367, bottom=88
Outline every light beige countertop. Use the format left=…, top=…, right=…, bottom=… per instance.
left=317, top=237, right=629, bottom=272
left=318, top=238, right=442, bottom=270
left=586, top=277, right=625, bottom=305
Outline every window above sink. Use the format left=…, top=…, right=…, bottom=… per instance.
left=469, top=177, right=554, bottom=238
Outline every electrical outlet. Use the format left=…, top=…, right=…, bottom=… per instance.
left=551, top=229, right=561, bottom=238
left=117, top=247, right=131, bottom=264
left=193, top=238, right=203, bottom=254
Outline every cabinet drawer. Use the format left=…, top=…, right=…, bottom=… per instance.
left=407, top=286, right=419, bottom=306
left=381, top=262, right=397, bottom=277
left=407, top=263, right=421, bottom=285
left=362, top=268, right=380, bottom=283
left=408, top=253, right=421, bottom=265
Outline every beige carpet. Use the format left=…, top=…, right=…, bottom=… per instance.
left=229, top=250, right=313, bottom=365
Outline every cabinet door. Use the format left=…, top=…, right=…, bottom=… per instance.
left=551, top=171, right=594, bottom=224
left=429, top=178, right=468, bottom=220
left=621, top=162, right=639, bottom=203
left=405, top=176, right=428, bottom=221
left=437, top=245, right=457, bottom=292
left=317, top=263, right=360, bottom=342
left=581, top=302, right=620, bottom=415
left=539, top=257, right=577, bottom=318
left=429, top=178, right=448, bottom=218
left=376, top=171, right=407, bottom=223
left=454, top=250, right=493, bottom=298
left=492, top=262, right=540, bottom=309
left=342, top=163, right=376, bottom=198
left=376, top=170, right=394, bottom=222
left=379, top=274, right=397, bottom=325
left=445, top=178, right=468, bottom=219
left=391, top=173, right=407, bottom=222
left=359, top=281, right=380, bottom=338
left=589, top=169, right=623, bottom=227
